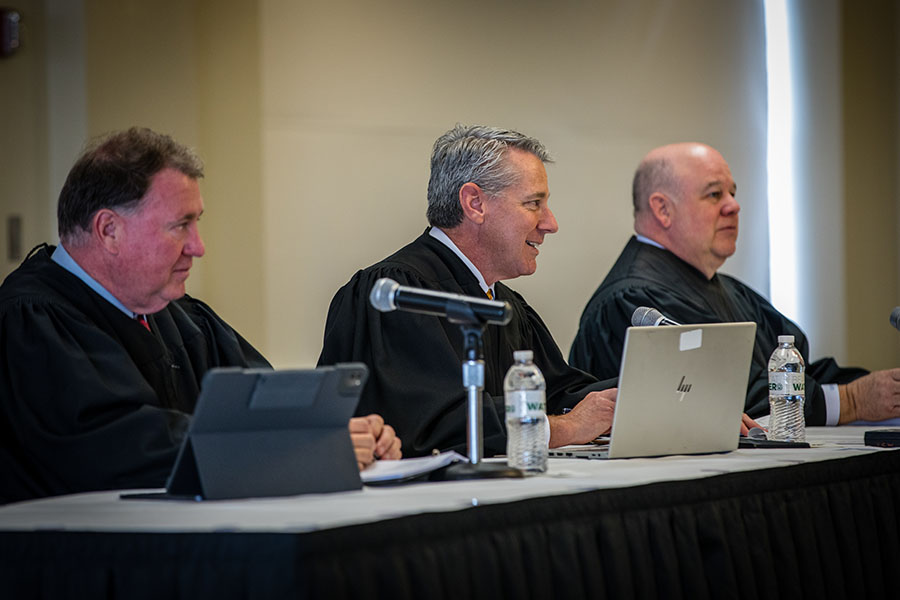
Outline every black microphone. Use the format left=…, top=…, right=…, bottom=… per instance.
left=890, top=307, right=900, bottom=332
left=369, top=278, right=512, bottom=326
left=631, top=306, right=682, bottom=327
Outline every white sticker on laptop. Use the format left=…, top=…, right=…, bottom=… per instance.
left=679, top=328, right=702, bottom=351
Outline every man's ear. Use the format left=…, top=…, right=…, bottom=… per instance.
left=459, top=182, right=487, bottom=225
left=647, top=192, right=673, bottom=229
left=93, top=209, right=123, bottom=254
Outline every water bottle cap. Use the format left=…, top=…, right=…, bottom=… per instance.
left=513, top=350, right=533, bottom=362
left=778, top=335, right=794, bottom=344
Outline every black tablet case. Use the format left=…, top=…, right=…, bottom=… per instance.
left=162, top=364, right=367, bottom=500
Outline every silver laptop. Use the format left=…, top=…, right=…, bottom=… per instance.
left=550, top=322, right=756, bottom=459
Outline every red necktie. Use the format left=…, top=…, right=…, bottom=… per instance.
left=136, top=314, right=150, bottom=331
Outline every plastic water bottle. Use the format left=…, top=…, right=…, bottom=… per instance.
left=504, top=350, right=548, bottom=473
left=767, top=335, right=806, bottom=442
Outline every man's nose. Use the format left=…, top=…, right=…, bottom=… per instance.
left=541, top=206, right=559, bottom=234
left=722, top=193, right=740, bottom=215
left=185, top=226, right=205, bottom=257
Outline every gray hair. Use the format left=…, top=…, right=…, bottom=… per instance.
left=632, top=155, right=676, bottom=215
left=426, top=124, right=552, bottom=228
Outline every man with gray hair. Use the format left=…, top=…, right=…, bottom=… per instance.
left=319, top=124, right=617, bottom=457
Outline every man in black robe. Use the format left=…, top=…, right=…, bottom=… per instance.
left=569, top=142, right=900, bottom=426
left=0, top=128, right=400, bottom=504
left=318, top=125, right=617, bottom=457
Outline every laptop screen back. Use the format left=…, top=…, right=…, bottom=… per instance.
left=606, top=322, right=756, bottom=459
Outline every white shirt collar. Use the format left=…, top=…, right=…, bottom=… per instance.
left=52, top=244, right=137, bottom=318
left=635, top=233, right=666, bottom=250
left=428, top=227, right=494, bottom=297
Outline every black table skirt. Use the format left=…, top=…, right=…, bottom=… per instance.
left=3, top=450, right=899, bottom=600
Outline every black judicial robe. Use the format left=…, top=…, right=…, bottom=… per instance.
left=318, top=229, right=614, bottom=457
left=0, top=245, right=269, bottom=503
left=569, top=236, right=868, bottom=424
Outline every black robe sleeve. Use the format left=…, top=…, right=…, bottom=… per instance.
left=570, top=242, right=868, bottom=425
left=0, top=292, right=269, bottom=504
left=500, top=288, right=614, bottom=415
left=317, top=265, right=509, bottom=457
left=169, top=296, right=270, bottom=382
left=0, top=298, right=185, bottom=501
left=715, top=279, right=866, bottom=424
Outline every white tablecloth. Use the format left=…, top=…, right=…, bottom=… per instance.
left=0, top=426, right=893, bottom=534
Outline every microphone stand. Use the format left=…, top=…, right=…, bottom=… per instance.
left=436, top=300, right=523, bottom=480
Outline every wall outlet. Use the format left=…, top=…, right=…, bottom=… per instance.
left=7, top=215, right=22, bottom=261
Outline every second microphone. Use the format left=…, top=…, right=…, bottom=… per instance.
left=631, top=306, right=682, bottom=327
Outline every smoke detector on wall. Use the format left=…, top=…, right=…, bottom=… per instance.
left=1, top=9, right=21, bottom=58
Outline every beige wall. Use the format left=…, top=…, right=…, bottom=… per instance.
left=77, top=0, right=265, bottom=347
left=791, top=0, right=846, bottom=363
left=193, top=1, right=264, bottom=347
left=0, top=0, right=49, bottom=280
left=260, top=0, right=768, bottom=367
left=843, top=0, right=900, bottom=370
left=2, top=0, right=897, bottom=374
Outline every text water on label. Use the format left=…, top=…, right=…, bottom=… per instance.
left=768, top=372, right=805, bottom=394
left=506, top=390, right=545, bottom=419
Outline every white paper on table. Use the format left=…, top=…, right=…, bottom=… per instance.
left=361, top=451, right=467, bottom=483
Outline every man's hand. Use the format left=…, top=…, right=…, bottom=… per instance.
left=839, top=368, right=900, bottom=424
left=348, top=417, right=376, bottom=470
left=740, top=413, right=761, bottom=436
left=366, top=413, right=402, bottom=461
left=348, top=414, right=402, bottom=471
left=548, top=388, right=617, bottom=447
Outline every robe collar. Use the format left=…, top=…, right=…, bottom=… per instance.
left=428, top=227, right=494, bottom=298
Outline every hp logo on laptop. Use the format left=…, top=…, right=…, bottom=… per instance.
left=675, top=376, right=692, bottom=402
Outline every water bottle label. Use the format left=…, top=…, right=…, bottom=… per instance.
left=505, top=390, right=546, bottom=419
left=768, top=372, right=804, bottom=395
